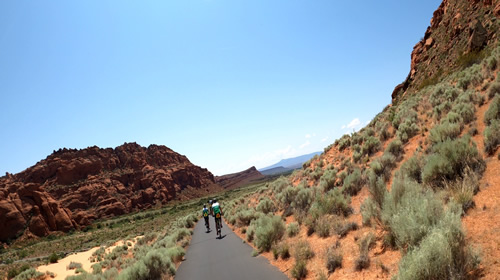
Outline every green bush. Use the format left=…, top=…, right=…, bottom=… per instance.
left=277, top=186, right=299, bottom=208
left=333, top=221, right=358, bottom=238
left=48, top=252, right=59, bottom=264
left=68, top=262, right=82, bottom=270
left=450, top=102, right=475, bottom=124
left=253, top=215, right=285, bottom=252
left=319, top=169, right=337, bottom=193
left=309, top=188, right=352, bottom=217
left=118, top=248, right=176, bottom=280
left=484, top=119, right=500, bottom=155
left=397, top=156, right=422, bottom=183
left=484, top=95, right=500, bottom=125
left=355, top=233, right=375, bottom=271
left=337, top=135, right=351, bottom=151
left=428, top=122, right=461, bottom=144
left=361, top=136, right=381, bottom=155
left=397, top=207, right=480, bottom=280
left=361, top=197, right=378, bottom=226
left=385, top=139, right=404, bottom=159
left=278, top=242, right=290, bottom=259
left=367, top=171, right=388, bottom=209
left=382, top=178, right=444, bottom=249
left=293, top=240, right=314, bottom=261
left=488, top=82, right=500, bottom=99
left=343, top=168, right=363, bottom=196
left=91, top=263, right=102, bottom=274
left=286, top=222, right=300, bottom=237
left=291, top=186, right=314, bottom=214
left=246, top=224, right=255, bottom=242
left=370, top=153, right=396, bottom=182
left=376, top=121, right=391, bottom=141
left=326, top=245, right=343, bottom=274
left=291, top=261, right=308, bottom=280
left=256, top=198, right=277, bottom=214
left=315, top=216, right=332, bottom=238
left=13, top=268, right=44, bottom=280
left=397, top=120, right=420, bottom=143
left=270, top=176, right=291, bottom=193
left=422, top=137, right=485, bottom=188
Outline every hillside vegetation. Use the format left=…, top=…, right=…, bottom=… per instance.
left=224, top=42, right=500, bottom=279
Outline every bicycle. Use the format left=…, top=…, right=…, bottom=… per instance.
left=215, top=212, right=222, bottom=239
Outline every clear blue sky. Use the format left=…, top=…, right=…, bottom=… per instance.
left=0, top=0, right=440, bottom=176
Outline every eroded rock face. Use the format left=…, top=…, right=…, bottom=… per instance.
left=392, top=0, right=500, bottom=100
left=215, top=166, right=264, bottom=190
left=0, top=143, right=221, bottom=242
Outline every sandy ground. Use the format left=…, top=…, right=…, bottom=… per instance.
left=37, top=247, right=100, bottom=280
left=36, top=237, right=142, bottom=280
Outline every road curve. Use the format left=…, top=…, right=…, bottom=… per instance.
left=175, top=218, right=288, bottom=280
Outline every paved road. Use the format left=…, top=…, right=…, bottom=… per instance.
left=176, top=219, right=288, bottom=280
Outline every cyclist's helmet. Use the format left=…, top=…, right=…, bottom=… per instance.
left=213, top=199, right=217, bottom=203
left=203, top=204, right=206, bottom=208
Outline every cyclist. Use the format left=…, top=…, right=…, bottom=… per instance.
left=202, top=204, right=210, bottom=231
left=212, top=199, right=223, bottom=236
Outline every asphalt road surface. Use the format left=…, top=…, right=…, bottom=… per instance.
left=175, top=218, right=288, bottom=280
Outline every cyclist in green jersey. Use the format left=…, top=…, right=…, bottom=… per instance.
left=212, top=199, right=223, bottom=237
left=202, top=204, right=210, bottom=232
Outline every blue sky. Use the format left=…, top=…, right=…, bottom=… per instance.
left=0, top=0, right=440, bottom=176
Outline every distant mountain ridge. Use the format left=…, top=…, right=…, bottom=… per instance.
left=259, top=152, right=322, bottom=175
left=215, top=166, right=264, bottom=190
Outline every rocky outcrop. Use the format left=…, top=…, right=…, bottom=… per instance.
left=0, top=143, right=222, bottom=242
left=215, top=166, right=264, bottom=190
left=392, top=0, right=500, bottom=100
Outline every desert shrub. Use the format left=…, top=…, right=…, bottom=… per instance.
left=484, top=95, right=500, bottom=125
left=68, top=262, right=82, bottom=270
left=270, top=176, right=290, bottom=193
left=291, top=261, right=308, bottom=280
left=13, top=268, right=44, bottom=280
left=397, top=120, right=420, bottom=143
left=385, top=139, right=404, bottom=159
left=445, top=169, right=479, bottom=213
left=253, top=215, right=285, bottom=252
left=484, top=119, right=500, bottom=155
left=361, top=136, right=381, bottom=155
left=398, top=155, right=422, bottom=183
left=361, top=197, right=378, bottom=226
left=277, top=242, right=290, bottom=259
left=355, top=254, right=370, bottom=271
left=370, top=153, right=396, bottom=182
left=309, top=188, right=352, bottom=217
left=428, top=122, right=461, bottom=144
left=337, top=135, right=351, bottom=151
left=367, top=171, right=388, bottom=209
left=397, top=207, right=480, bottom=280
left=451, top=102, right=475, bottom=124
left=343, top=168, right=363, bottom=196
left=48, top=252, right=59, bottom=263
left=118, top=248, right=175, bottom=280
left=256, top=197, right=277, bottom=214
left=138, top=232, right=157, bottom=246
left=293, top=240, right=314, bottom=261
left=310, top=167, right=323, bottom=181
left=277, top=186, right=299, bottom=208
left=172, top=228, right=191, bottom=242
left=319, top=169, right=337, bottom=193
left=246, top=224, right=255, bottom=242
left=355, top=233, right=375, bottom=271
left=422, top=137, right=485, bottom=188
left=486, top=55, right=497, bottom=71
left=165, top=246, right=185, bottom=262
left=326, top=245, right=343, bottom=274
left=376, top=121, right=391, bottom=141
left=382, top=178, right=443, bottom=249
left=468, top=123, right=479, bottom=136
left=351, top=133, right=363, bottom=146
left=304, top=215, right=316, bottom=236
left=92, top=263, right=102, bottom=274
left=286, top=222, right=300, bottom=237
left=333, top=221, right=358, bottom=238
left=182, top=213, right=198, bottom=228
left=291, top=186, right=314, bottom=214
left=352, top=150, right=362, bottom=163
left=488, top=82, right=500, bottom=99
left=315, top=216, right=332, bottom=238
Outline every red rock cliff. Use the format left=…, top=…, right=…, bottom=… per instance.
left=392, top=0, right=500, bottom=100
left=0, top=143, right=221, bottom=242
